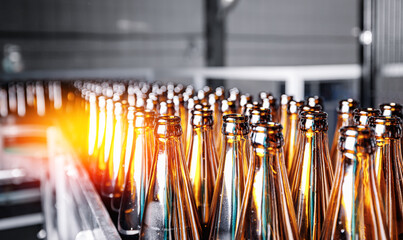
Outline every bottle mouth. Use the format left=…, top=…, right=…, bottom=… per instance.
left=380, top=103, right=403, bottom=118
left=249, top=108, right=272, bottom=125
left=222, top=114, right=249, bottom=135
left=280, top=94, right=293, bottom=105
left=156, top=115, right=181, bottom=125
left=191, top=109, right=214, bottom=127
left=288, top=100, right=304, bottom=114
left=223, top=114, right=248, bottom=123
left=338, top=98, right=359, bottom=113
left=353, top=108, right=381, bottom=126
left=299, top=111, right=328, bottom=131
left=339, top=126, right=375, bottom=153
left=369, top=116, right=402, bottom=139
left=298, top=105, right=322, bottom=114
left=155, top=116, right=182, bottom=138
left=251, top=122, right=283, bottom=148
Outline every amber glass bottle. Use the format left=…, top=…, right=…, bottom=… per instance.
left=306, top=95, right=324, bottom=109
left=140, top=116, right=201, bottom=240
left=289, top=111, right=333, bottom=239
left=262, top=95, right=278, bottom=122
left=93, top=97, right=114, bottom=192
left=280, top=95, right=293, bottom=135
left=101, top=102, right=127, bottom=207
left=239, top=94, right=253, bottom=114
left=209, top=114, right=250, bottom=240
left=353, top=107, right=381, bottom=126
left=117, top=110, right=155, bottom=237
left=380, top=102, right=403, bottom=156
left=284, top=100, right=304, bottom=174
left=111, top=106, right=136, bottom=212
left=87, top=92, right=98, bottom=171
left=235, top=122, right=299, bottom=240
left=330, top=99, right=359, bottom=172
left=321, top=126, right=388, bottom=239
left=186, top=108, right=218, bottom=235
left=369, top=116, right=403, bottom=239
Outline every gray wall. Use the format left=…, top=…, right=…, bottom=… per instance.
left=0, top=0, right=359, bottom=72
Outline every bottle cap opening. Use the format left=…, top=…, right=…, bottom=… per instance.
left=251, top=122, right=284, bottom=148
left=369, top=116, right=402, bottom=139
left=338, top=98, right=359, bottom=114
left=338, top=126, right=375, bottom=153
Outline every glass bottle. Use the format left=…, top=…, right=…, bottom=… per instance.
left=262, top=95, right=278, bottom=122
left=209, top=93, right=222, bottom=151
left=209, top=114, right=250, bottom=240
left=92, top=97, right=113, bottom=192
left=330, top=99, right=359, bottom=172
left=239, top=94, right=253, bottom=114
left=284, top=100, right=304, bottom=174
left=289, top=111, right=333, bottom=239
left=287, top=105, right=322, bottom=182
left=280, top=94, right=293, bottom=135
left=118, top=110, right=155, bottom=237
left=101, top=102, right=127, bottom=208
left=186, top=108, right=218, bottom=235
left=321, top=126, right=388, bottom=239
left=380, top=102, right=403, bottom=157
left=353, top=107, right=381, bottom=126
left=235, top=122, right=300, bottom=240
left=369, top=116, right=403, bottom=239
left=87, top=92, right=98, bottom=171
left=140, top=116, right=201, bottom=240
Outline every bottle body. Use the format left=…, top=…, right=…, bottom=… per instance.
left=117, top=110, right=155, bottom=236
left=289, top=111, right=333, bottom=239
left=321, top=126, right=388, bottom=239
left=209, top=114, right=250, bottom=240
left=236, top=123, right=299, bottom=240
left=370, top=116, right=403, bottom=239
left=140, top=116, right=201, bottom=240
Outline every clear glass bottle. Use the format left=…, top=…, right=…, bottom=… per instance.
left=284, top=100, right=304, bottom=175
left=140, top=116, right=201, bottom=240
left=235, top=122, right=299, bottom=240
left=186, top=108, right=218, bottom=235
left=321, top=126, right=388, bottom=239
left=117, top=109, right=155, bottom=237
left=369, top=116, right=403, bottom=239
left=353, top=107, right=381, bottom=126
left=330, top=99, right=359, bottom=172
left=289, top=111, right=333, bottom=239
left=209, top=114, right=250, bottom=240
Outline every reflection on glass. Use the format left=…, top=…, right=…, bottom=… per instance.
left=353, top=107, right=381, bottom=126
left=236, top=122, right=299, bottom=239
left=140, top=116, right=201, bottom=240
left=289, top=111, right=333, bottom=239
left=321, top=126, right=388, bottom=239
left=209, top=114, right=250, bottom=240
left=369, top=116, right=403, bottom=239
left=118, top=109, right=155, bottom=237
left=330, top=99, right=359, bottom=173
left=186, top=109, right=217, bottom=235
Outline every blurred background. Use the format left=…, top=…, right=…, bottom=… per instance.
left=0, top=0, right=402, bottom=239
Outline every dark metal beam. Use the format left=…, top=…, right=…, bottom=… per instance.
left=204, top=0, right=226, bottom=88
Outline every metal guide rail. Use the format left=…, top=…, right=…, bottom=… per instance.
left=45, top=127, right=120, bottom=240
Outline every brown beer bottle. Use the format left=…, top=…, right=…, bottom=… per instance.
left=140, top=116, right=201, bottom=240
left=209, top=114, right=250, bottom=240
left=117, top=109, right=155, bottom=237
left=186, top=108, right=218, bottom=235
left=284, top=100, right=304, bottom=175
left=369, top=116, right=403, bottom=239
left=235, top=122, right=299, bottom=240
left=279, top=94, right=293, bottom=135
left=321, top=126, right=388, bottom=239
left=330, top=99, right=359, bottom=172
left=289, top=111, right=333, bottom=239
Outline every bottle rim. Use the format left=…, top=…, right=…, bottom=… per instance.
left=223, top=114, right=248, bottom=123
left=337, top=98, right=359, bottom=113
